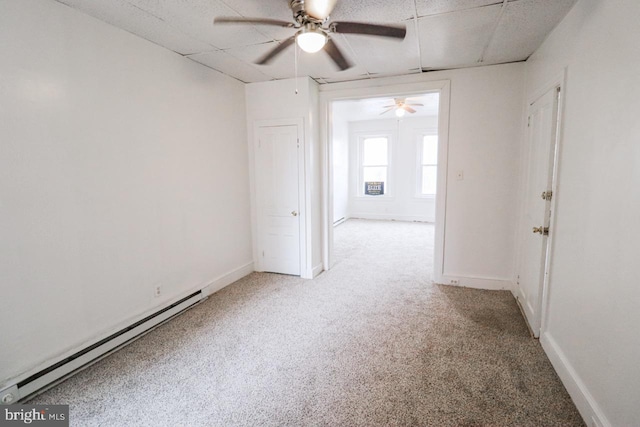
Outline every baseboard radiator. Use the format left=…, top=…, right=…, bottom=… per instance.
left=0, top=290, right=204, bottom=404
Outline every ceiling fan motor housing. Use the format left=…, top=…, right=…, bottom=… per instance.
left=289, top=0, right=324, bottom=25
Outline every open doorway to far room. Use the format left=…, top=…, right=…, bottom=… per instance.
left=325, top=86, right=448, bottom=282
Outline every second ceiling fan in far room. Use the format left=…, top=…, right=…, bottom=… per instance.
left=381, top=98, right=424, bottom=117
left=214, top=0, right=407, bottom=71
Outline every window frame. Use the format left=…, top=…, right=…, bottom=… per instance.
left=356, top=133, right=393, bottom=199
left=416, top=131, right=439, bottom=198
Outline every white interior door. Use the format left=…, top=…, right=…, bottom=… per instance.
left=517, top=87, right=560, bottom=337
left=255, top=125, right=301, bottom=276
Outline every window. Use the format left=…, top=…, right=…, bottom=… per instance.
left=419, top=134, right=438, bottom=196
left=359, top=136, right=389, bottom=196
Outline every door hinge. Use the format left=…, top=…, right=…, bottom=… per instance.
left=541, top=191, right=553, bottom=201
left=297, top=138, right=300, bottom=148
left=527, top=116, right=531, bottom=127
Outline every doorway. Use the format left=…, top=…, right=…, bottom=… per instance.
left=320, top=80, right=451, bottom=280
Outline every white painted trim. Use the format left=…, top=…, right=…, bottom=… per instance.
left=333, top=216, right=348, bottom=226
left=541, top=332, right=611, bottom=427
left=432, top=81, right=450, bottom=283
left=513, top=69, right=567, bottom=337
left=311, top=263, right=323, bottom=278
left=203, top=262, right=254, bottom=296
left=437, top=275, right=513, bottom=291
left=251, top=118, right=309, bottom=278
left=539, top=69, right=567, bottom=335
left=350, top=213, right=433, bottom=223
left=320, top=79, right=451, bottom=279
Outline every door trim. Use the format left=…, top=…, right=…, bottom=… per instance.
left=319, top=80, right=451, bottom=281
left=250, top=118, right=308, bottom=277
left=514, top=69, right=567, bottom=337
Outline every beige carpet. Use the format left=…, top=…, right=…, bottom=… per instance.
left=31, top=219, right=584, bottom=426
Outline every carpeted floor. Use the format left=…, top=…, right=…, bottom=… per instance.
left=31, top=219, right=584, bottom=426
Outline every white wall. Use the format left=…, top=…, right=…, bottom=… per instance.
left=348, top=116, right=438, bottom=222
left=245, top=78, right=323, bottom=277
left=522, top=1, right=640, bottom=425
left=0, top=0, right=252, bottom=385
left=321, top=63, right=525, bottom=288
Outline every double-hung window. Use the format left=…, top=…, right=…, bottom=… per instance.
left=359, top=135, right=390, bottom=196
left=418, top=134, right=438, bottom=196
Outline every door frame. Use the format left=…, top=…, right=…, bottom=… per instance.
left=250, top=118, right=309, bottom=277
left=319, top=80, right=451, bottom=280
left=515, top=69, right=567, bottom=337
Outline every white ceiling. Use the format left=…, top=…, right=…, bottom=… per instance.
left=55, top=0, right=577, bottom=84
left=333, top=93, right=440, bottom=122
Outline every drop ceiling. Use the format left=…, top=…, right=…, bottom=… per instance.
left=55, top=0, right=577, bottom=84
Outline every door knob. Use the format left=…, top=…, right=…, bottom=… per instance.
left=291, top=211, right=298, bottom=217
left=532, top=226, right=549, bottom=235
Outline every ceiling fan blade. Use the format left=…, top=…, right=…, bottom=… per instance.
left=324, top=38, right=353, bottom=71
left=406, top=103, right=424, bottom=106
left=256, top=37, right=296, bottom=65
left=305, top=0, right=338, bottom=20
left=214, top=17, right=294, bottom=28
left=404, top=106, right=417, bottom=114
left=380, top=107, right=395, bottom=115
left=331, top=22, right=406, bottom=39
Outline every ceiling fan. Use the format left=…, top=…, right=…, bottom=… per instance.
left=381, top=98, right=424, bottom=117
left=214, top=0, right=406, bottom=71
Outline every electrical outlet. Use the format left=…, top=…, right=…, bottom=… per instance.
left=450, top=279, right=459, bottom=285
left=154, top=285, right=162, bottom=298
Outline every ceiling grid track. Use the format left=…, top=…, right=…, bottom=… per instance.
left=478, top=0, right=509, bottom=64
left=411, top=0, right=423, bottom=73
left=217, top=0, right=280, bottom=44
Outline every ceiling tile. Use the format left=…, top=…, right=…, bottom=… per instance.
left=418, top=4, right=501, bottom=69
left=218, top=0, right=292, bottom=22
left=339, top=22, right=421, bottom=75
left=57, top=0, right=215, bottom=55
left=186, top=50, right=272, bottom=83
left=126, top=0, right=274, bottom=49
left=329, top=0, right=416, bottom=22
left=415, top=0, right=503, bottom=17
left=483, top=0, right=578, bottom=63
left=214, top=0, right=296, bottom=41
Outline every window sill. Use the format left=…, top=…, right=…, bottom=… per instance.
left=354, top=195, right=396, bottom=201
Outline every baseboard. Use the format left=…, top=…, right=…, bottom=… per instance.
left=204, top=262, right=254, bottom=296
left=512, top=284, right=538, bottom=337
left=2, top=291, right=205, bottom=404
left=350, top=213, right=434, bottom=223
left=333, top=217, right=347, bottom=226
left=436, top=275, right=512, bottom=290
left=540, top=332, right=610, bottom=427
left=312, top=263, right=323, bottom=278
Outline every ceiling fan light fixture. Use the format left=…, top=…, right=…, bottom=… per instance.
left=297, top=28, right=327, bottom=53
left=395, top=108, right=406, bottom=117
